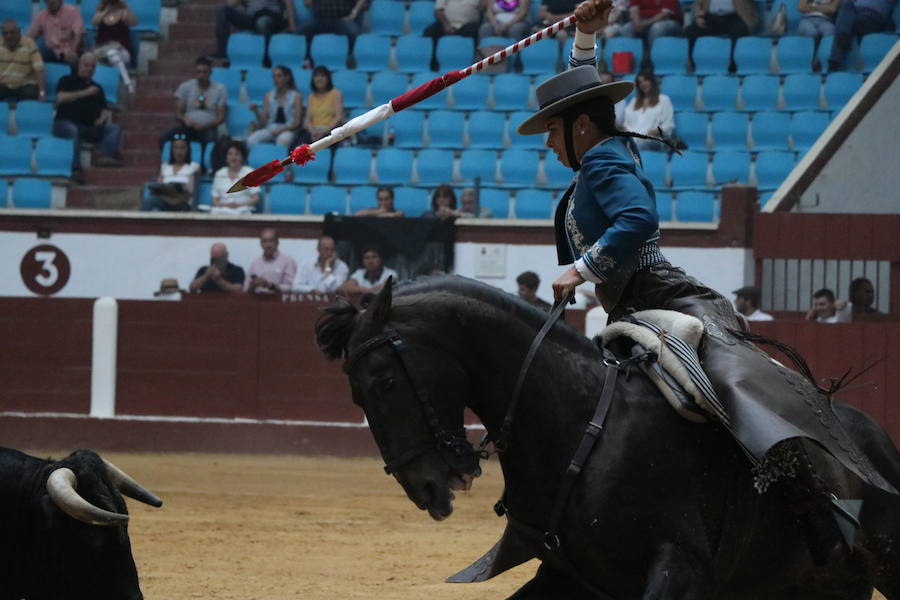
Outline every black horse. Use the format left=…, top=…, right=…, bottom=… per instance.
left=316, top=275, right=900, bottom=599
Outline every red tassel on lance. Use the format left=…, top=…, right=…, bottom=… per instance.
left=290, top=144, right=316, bottom=166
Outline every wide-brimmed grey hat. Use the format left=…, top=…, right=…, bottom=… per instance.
left=517, top=66, right=633, bottom=135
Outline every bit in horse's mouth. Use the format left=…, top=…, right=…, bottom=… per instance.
left=448, top=472, right=474, bottom=492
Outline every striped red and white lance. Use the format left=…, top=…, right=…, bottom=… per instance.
left=228, top=14, right=578, bottom=192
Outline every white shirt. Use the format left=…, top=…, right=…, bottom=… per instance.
left=161, top=161, right=200, bottom=186
left=350, top=266, right=398, bottom=288
left=210, top=165, right=258, bottom=214
left=295, top=257, right=349, bottom=293
left=816, top=302, right=852, bottom=323
left=746, top=309, right=774, bottom=321
left=621, top=94, right=675, bottom=138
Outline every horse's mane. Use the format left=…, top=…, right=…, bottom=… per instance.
left=315, top=298, right=359, bottom=360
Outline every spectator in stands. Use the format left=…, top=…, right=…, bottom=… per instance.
left=422, top=184, right=459, bottom=219
left=246, top=227, right=297, bottom=294
left=827, top=0, right=896, bottom=71
left=0, top=21, right=46, bottom=102
left=339, top=245, right=398, bottom=294
left=732, top=285, right=773, bottom=321
left=210, top=140, right=260, bottom=214
left=683, top=0, right=758, bottom=71
left=159, top=57, right=227, bottom=153
left=355, top=186, right=404, bottom=217
left=296, top=0, right=367, bottom=55
left=847, top=277, right=886, bottom=319
left=28, top=0, right=84, bottom=67
left=537, top=0, right=578, bottom=40
left=248, top=65, right=302, bottom=148
left=601, top=0, right=631, bottom=39
left=620, top=0, right=682, bottom=58
left=805, top=287, right=851, bottom=322
left=190, top=243, right=246, bottom=293
left=213, top=0, right=296, bottom=64
left=142, top=135, right=201, bottom=211
left=53, top=52, right=123, bottom=182
left=517, top=271, right=552, bottom=310
left=618, top=71, right=674, bottom=151
left=153, top=277, right=186, bottom=300
left=458, top=187, right=494, bottom=217
left=479, top=0, right=533, bottom=41
left=295, top=235, right=349, bottom=293
left=424, top=0, right=483, bottom=69
left=90, top=0, right=136, bottom=95
left=302, top=66, right=344, bottom=143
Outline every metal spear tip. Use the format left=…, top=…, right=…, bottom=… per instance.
left=227, top=180, right=249, bottom=193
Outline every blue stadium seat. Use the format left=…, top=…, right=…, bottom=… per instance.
left=754, top=150, right=795, bottom=190
left=508, top=111, right=546, bottom=149
left=393, top=186, right=428, bottom=215
left=739, top=75, right=780, bottom=112
left=368, top=1, right=406, bottom=36
left=333, top=147, right=373, bottom=184
left=13, top=101, right=53, bottom=138
left=8, top=0, right=33, bottom=30
left=733, top=36, right=772, bottom=74
left=212, top=67, right=243, bottom=106
left=415, top=149, right=455, bottom=185
left=519, top=41, right=559, bottom=75
left=161, top=141, right=203, bottom=164
left=196, top=180, right=213, bottom=210
left=0, top=136, right=33, bottom=175
left=310, top=185, right=349, bottom=214
left=477, top=188, right=511, bottom=218
left=0, top=104, right=8, bottom=135
left=640, top=151, right=669, bottom=190
left=515, top=189, right=553, bottom=219
left=823, top=72, right=863, bottom=111
left=43, top=63, right=72, bottom=102
left=268, top=34, right=306, bottom=70
left=491, top=74, right=531, bottom=111
left=769, top=0, right=803, bottom=32
left=661, top=75, right=698, bottom=112
left=451, top=75, right=490, bottom=110
left=291, top=148, right=332, bottom=183
left=407, top=72, right=450, bottom=109
left=782, top=74, right=822, bottom=111
left=295, top=68, right=312, bottom=94
left=436, top=36, right=474, bottom=70
left=459, top=149, right=498, bottom=185
left=750, top=111, right=790, bottom=150
left=372, top=72, right=410, bottom=106
left=133, top=0, right=162, bottom=33
left=669, top=151, right=710, bottom=190
left=408, top=1, right=438, bottom=34
left=700, top=75, right=739, bottom=112
left=776, top=36, right=815, bottom=74
left=692, top=37, right=731, bottom=75
left=388, top=110, right=425, bottom=148
left=650, top=37, right=688, bottom=75
left=244, top=67, right=271, bottom=104
left=543, top=155, right=574, bottom=189
left=603, top=37, right=643, bottom=74
left=80, top=0, right=100, bottom=28
left=294, top=0, right=312, bottom=21
left=711, top=150, right=750, bottom=186
left=817, top=35, right=835, bottom=70
left=34, top=137, right=73, bottom=177
left=227, top=32, right=266, bottom=69
left=500, top=149, right=539, bottom=188
left=675, top=191, right=716, bottom=222
left=396, top=35, right=434, bottom=73
left=710, top=112, right=749, bottom=149
left=11, top=178, right=52, bottom=209
left=0, top=179, right=6, bottom=207
left=348, top=186, right=377, bottom=213
left=859, top=33, right=898, bottom=72
left=353, top=34, right=392, bottom=72
left=226, top=104, right=255, bottom=139
left=332, top=70, right=368, bottom=108
left=310, top=33, right=349, bottom=70
left=467, top=111, right=506, bottom=149
left=427, top=110, right=465, bottom=148
left=375, top=148, right=414, bottom=184
left=269, top=183, right=307, bottom=214
left=655, top=192, right=674, bottom=221
left=790, top=111, right=830, bottom=152
left=674, top=112, right=708, bottom=151
left=248, top=143, right=287, bottom=181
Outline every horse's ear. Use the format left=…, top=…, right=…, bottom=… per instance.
left=368, top=277, right=393, bottom=327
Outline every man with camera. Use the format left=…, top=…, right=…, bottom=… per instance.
left=190, top=243, right=246, bottom=294
left=158, top=56, right=227, bottom=154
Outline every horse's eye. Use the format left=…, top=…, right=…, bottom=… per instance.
left=377, top=376, right=395, bottom=391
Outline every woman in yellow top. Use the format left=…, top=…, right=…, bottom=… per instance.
left=303, top=66, right=344, bottom=142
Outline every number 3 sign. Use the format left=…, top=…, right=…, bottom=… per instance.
left=20, top=245, right=71, bottom=295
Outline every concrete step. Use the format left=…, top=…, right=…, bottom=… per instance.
left=130, top=95, right=175, bottom=113
left=149, top=58, right=200, bottom=76
left=168, top=22, right=215, bottom=41
left=120, top=112, right=176, bottom=131
left=124, top=148, right=164, bottom=168
left=125, top=131, right=167, bottom=149
left=136, top=75, right=184, bottom=93
left=66, top=185, right=142, bottom=210
left=161, top=39, right=215, bottom=55
left=174, top=4, right=218, bottom=21
left=84, top=166, right=156, bottom=186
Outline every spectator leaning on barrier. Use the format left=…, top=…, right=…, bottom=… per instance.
left=806, top=287, right=851, bottom=323
left=355, top=186, right=404, bottom=217
left=28, top=0, right=84, bottom=67
left=213, top=0, right=296, bottom=64
left=0, top=21, right=46, bottom=102
left=190, top=243, right=246, bottom=293
left=732, top=285, right=773, bottom=321
left=458, top=187, right=493, bottom=218
left=517, top=270, right=552, bottom=310
left=339, top=245, right=398, bottom=294
left=159, top=57, right=227, bottom=153
left=295, top=235, right=350, bottom=293
left=421, top=184, right=459, bottom=219
left=246, top=227, right=298, bottom=294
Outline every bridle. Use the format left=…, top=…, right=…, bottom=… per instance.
left=343, top=327, right=484, bottom=477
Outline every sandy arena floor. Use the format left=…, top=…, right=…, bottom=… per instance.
left=41, top=451, right=887, bottom=600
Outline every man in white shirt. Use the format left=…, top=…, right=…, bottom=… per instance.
left=295, top=235, right=349, bottom=293
left=806, top=288, right=851, bottom=323
left=732, top=285, right=773, bottom=321
left=245, top=227, right=298, bottom=294
left=339, top=245, right=398, bottom=294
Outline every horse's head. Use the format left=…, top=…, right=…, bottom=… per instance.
left=316, top=281, right=482, bottom=521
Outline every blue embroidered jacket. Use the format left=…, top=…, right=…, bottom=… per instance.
left=552, top=137, right=662, bottom=284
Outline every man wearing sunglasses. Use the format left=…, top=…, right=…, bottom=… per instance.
left=159, top=56, right=227, bottom=156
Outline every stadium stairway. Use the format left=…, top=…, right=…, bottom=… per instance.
left=68, top=0, right=219, bottom=209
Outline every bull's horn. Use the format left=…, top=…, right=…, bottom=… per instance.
left=46, top=468, right=129, bottom=526
left=103, top=459, right=163, bottom=508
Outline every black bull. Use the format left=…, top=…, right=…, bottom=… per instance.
left=0, top=447, right=162, bottom=600
left=316, top=276, right=900, bottom=600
